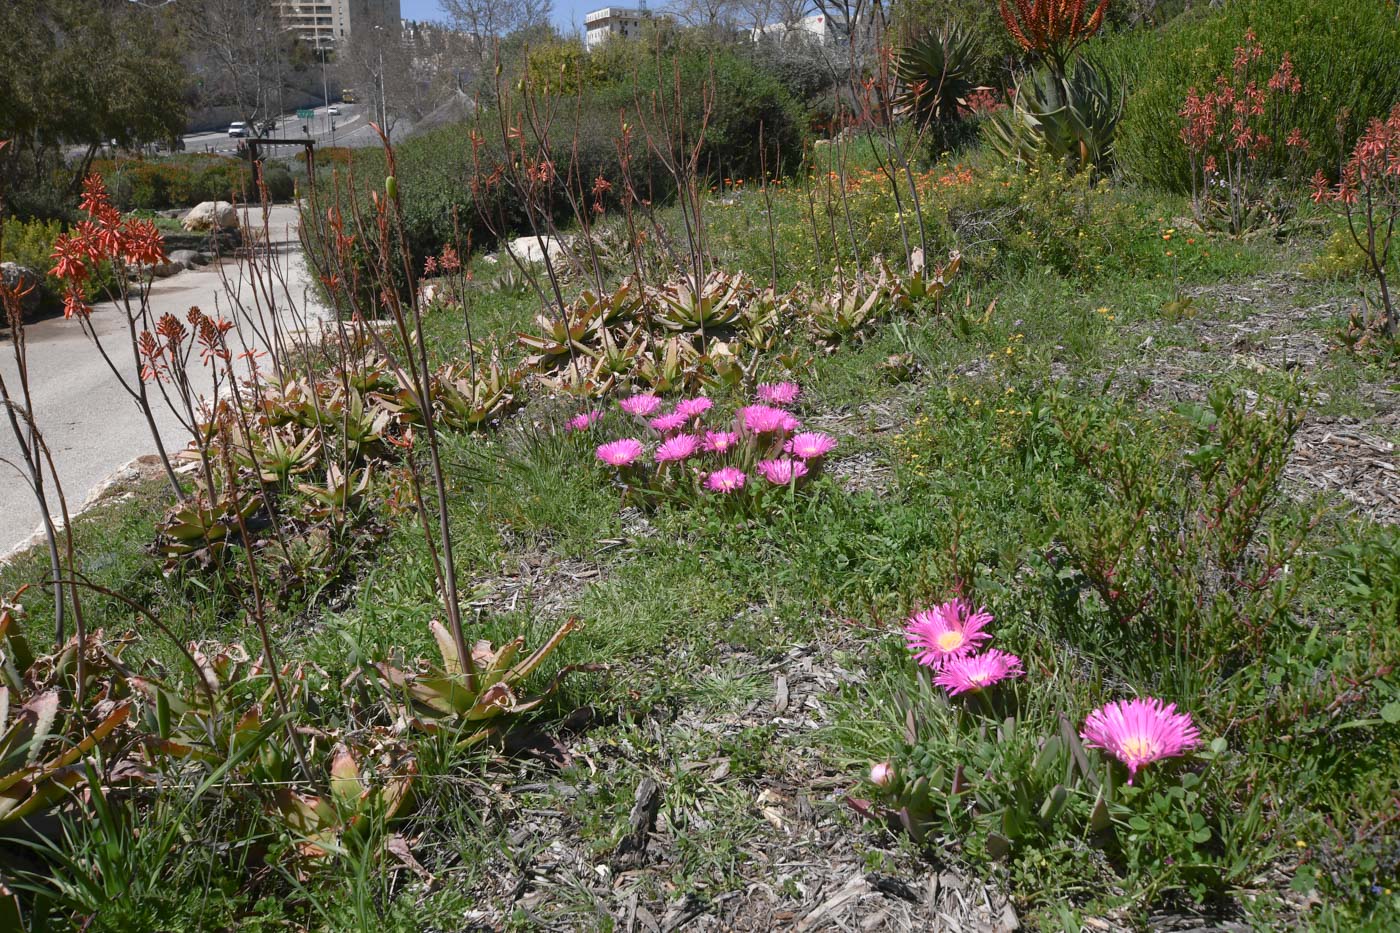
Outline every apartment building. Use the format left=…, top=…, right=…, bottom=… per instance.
left=277, top=0, right=401, bottom=49
left=584, top=6, right=655, bottom=50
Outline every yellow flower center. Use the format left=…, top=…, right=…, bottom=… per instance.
left=936, top=631, right=965, bottom=653
left=1120, top=735, right=1160, bottom=761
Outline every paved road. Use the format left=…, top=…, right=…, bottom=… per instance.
left=182, top=104, right=378, bottom=156
left=0, top=203, right=330, bottom=555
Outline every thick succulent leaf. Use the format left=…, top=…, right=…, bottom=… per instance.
left=329, top=743, right=365, bottom=812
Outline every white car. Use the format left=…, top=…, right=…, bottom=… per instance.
left=227, top=121, right=250, bottom=138
left=326, top=106, right=341, bottom=116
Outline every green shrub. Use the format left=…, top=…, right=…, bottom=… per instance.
left=1112, top=0, right=1400, bottom=193
left=94, top=155, right=293, bottom=210
left=0, top=215, right=119, bottom=300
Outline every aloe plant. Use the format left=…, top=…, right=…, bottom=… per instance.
left=650, top=271, right=752, bottom=333
left=270, top=736, right=417, bottom=859
left=0, top=601, right=133, bottom=828
left=437, top=357, right=523, bottom=430
left=363, top=618, right=587, bottom=748
left=984, top=58, right=1122, bottom=174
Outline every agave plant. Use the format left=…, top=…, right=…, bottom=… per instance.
left=362, top=618, right=587, bottom=748
left=489, top=265, right=533, bottom=298
left=650, top=271, right=752, bottom=333
left=984, top=58, right=1122, bottom=174
left=1, top=597, right=134, bottom=828
left=895, top=26, right=980, bottom=133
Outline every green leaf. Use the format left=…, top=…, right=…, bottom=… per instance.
left=1381, top=702, right=1400, bottom=724
left=1190, top=827, right=1212, bottom=844
left=1128, top=816, right=1149, bottom=832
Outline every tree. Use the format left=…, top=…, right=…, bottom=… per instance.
left=441, top=0, right=554, bottom=46
left=180, top=0, right=289, bottom=133
left=0, top=0, right=187, bottom=217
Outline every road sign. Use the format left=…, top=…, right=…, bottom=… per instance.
left=297, top=109, right=315, bottom=120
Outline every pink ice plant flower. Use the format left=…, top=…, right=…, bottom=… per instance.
left=619, top=393, right=662, bottom=417
left=654, top=433, right=700, bottom=462
left=755, top=457, right=808, bottom=485
left=675, top=396, right=713, bottom=419
left=739, top=404, right=802, bottom=435
left=756, top=381, right=801, bottom=407
left=934, top=649, right=1024, bottom=696
left=705, top=467, right=747, bottom=492
left=567, top=410, right=602, bottom=432
left=649, top=410, right=690, bottom=433
left=1080, top=698, right=1202, bottom=784
left=703, top=430, right=739, bottom=453
left=785, top=431, right=837, bottom=460
left=595, top=438, right=644, bottom=467
left=903, top=599, right=994, bottom=669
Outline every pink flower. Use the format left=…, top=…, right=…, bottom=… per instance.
left=785, top=431, right=837, bottom=460
left=739, top=404, right=802, bottom=435
left=705, top=467, right=747, bottom=492
left=595, top=438, right=644, bottom=466
left=1080, top=698, right=1202, bottom=784
left=649, top=411, right=690, bottom=433
left=567, top=410, right=602, bottom=432
left=756, top=381, right=801, bottom=407
left=869, top=761, right=896, bottom=789
left=654, top=433, right=700, bottom=462
left=619, top=393, right=662, bottom=417
left=675, top=396, right=713, bottom=418
left=934, top=650, right=1024, bottom=696
left=755, top=457, right=808, bottom=485
left=703, top=430, right=739, bottom=453
left=903, top=600, right=993, bottom=668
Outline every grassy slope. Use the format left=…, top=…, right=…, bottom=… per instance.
left=3, top=155, right=1397, bottom=930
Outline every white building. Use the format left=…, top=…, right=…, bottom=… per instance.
left=752, top=12, right=838, bottom=45
left=277, top=0, right=401, bottom=49
left=584, top=7, right=653, bottom=50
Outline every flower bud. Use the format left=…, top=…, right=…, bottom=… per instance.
left=869, top=761, right=895, bottom=789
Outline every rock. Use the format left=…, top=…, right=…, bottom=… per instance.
left=0, top=263, right=44, bottom=321
left=168, top=249, right=206, bottom=269
left=504, top=235, right=569, bottom=265
left=181, top=201, right=239, bottom=232
left=417, top=281, right=439, bottom=306
left=129, top=260, right=183, bottom=279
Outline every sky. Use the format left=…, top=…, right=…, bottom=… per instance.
left=398, top=0, right=595, bottom=36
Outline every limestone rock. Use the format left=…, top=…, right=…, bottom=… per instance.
left=182, top=200, right=239, bottom=232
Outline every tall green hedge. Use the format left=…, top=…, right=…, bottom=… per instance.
left=1111, top=0, right=1400, bottom=193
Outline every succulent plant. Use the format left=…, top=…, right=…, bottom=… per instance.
left=0, top=596, right=134, bottom=828
left=984, top=58, right=1122, bottom=174
left=362, top=618, right=589, bottom=748
left=437, top=357, right=523, bottom=430
left=895, top=26, right=980, bottom=132
left=269, top=734, right=417, bottom=859
left=650, top=271, right=752, bottom=333
left=156, top=495, right=261, bottom=567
